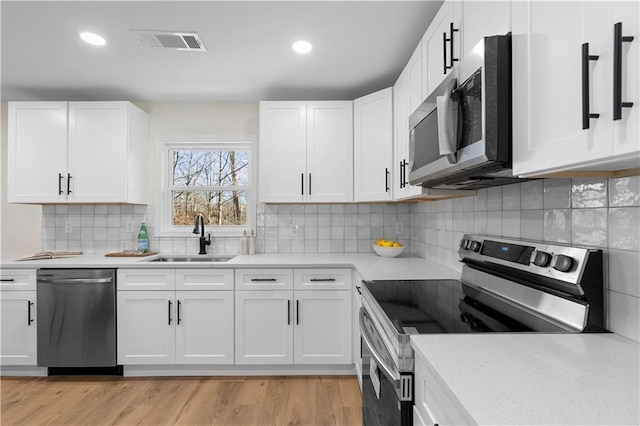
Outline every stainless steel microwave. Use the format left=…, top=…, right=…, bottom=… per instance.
left=409, top=34, right=521, bottom=190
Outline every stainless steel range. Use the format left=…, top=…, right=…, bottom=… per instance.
left=359, top=234, right=606, bottom=426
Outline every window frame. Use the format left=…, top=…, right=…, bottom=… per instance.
left=155, top=135, right=257, bottom=238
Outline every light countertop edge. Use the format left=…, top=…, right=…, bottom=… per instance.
left=0, top=253, right=461, bottom=282
left=410, top=333, right=640, bottom=426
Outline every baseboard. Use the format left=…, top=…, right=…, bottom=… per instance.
left=123, top=364, right=356, bottom=377
left=1, top=366, right=48, bottom=377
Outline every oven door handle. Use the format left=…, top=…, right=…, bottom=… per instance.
left=359, top=308, right=401, bottom=382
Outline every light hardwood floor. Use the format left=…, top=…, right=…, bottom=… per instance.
left=1, top=375, right=362, bottom=426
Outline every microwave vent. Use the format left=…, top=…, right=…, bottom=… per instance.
left=132, top=30, right=207, bottom=51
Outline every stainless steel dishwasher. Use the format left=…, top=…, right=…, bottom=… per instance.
left=37, top=269, right=117, bottom=370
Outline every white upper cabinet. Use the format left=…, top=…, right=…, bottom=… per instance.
left=407, top=42, right=424, bottom=114
left=7, top=101, right=148, bottom=204
left=512, top=0, right=640, bottom=176
left=459, top=1, right=512, bottom=59
left=259, top=101, right=353, bottom=203
left=354, top=87, right=394, bottom=202
left=421, top=0, right=462, bottom=99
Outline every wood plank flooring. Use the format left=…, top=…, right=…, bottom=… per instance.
left=1, top=375, right=362, bottom=426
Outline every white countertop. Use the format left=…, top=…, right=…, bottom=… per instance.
left=0, top=253, right=460, bottom=282
left=411, top=333, right=640, bottom=426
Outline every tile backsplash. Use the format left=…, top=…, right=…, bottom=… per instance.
left=42, top=176, right=639, bottom=342
left=409, top=176, right=640, bottom=342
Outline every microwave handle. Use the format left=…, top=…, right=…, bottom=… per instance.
left=437, top=78, right=458, bottom=164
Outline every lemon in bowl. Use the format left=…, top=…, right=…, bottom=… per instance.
left=372, top=240, right=405, bottom=258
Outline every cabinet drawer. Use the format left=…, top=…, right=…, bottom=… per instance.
left=117, top=269, right=176, bottom=291
left=294, top=268, right=352, bottom=290
left=0, top=269, right=36, bottom=290
left=175, top=269, right=234, bottom=290
left=415, top=355, right=468, bottom=426
left=235, top=269, right=293, bottom=290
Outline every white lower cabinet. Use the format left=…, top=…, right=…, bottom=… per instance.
left=117, top=269, right=234, bottom=365
left=235, top=268, right=352, bottom=365
left=0, top=290, right=37, bottom=366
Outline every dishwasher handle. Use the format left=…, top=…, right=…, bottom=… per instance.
left=37, top=277, right=113, bottom=284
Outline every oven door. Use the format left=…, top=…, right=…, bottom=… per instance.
left=360, top=308, right=413, bottom=426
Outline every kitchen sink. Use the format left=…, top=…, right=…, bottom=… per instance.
left=146, top=255, right=236, bottom=263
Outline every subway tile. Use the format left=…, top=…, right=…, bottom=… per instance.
left=609, top=176, right=640, bottom=207
left=463, top=196, right=474, bottom=211
left=473, top=211, right=487, bottom=234
left=291, top=205, right=305, bottom=214
left=304, top=204, right=317, bottom=214
left=344, top=226, right=358, bottom=240
left=487, top=187, right=503, bottom=211
left=304, top=239, right=318, bottom=253
left=291, top=240, right=305, bottom=254
left=55, top=205, right=68, bottom=214
left=608, top=250, right=640, bottom=298
left=474, top=189, right=487, bottom=211
left=453, top=198, right=464, bottom=212
left=371, top=213, right=383, bottom=227
left=521, top=180, right=543, bottom=210
left=357, top=214, right=371, bottom=227
left=94, top=215, right=107, bottom=227
left=502, top=183, right=521, bottom=210
left=520, top=210, right=543, bottom=241
left=331, top=204, right=345, bottom=214
left=572, top=178, right=608, bottom=208
left=543, top=209, right=571, bottom=243
left=107, top=205, right=121, bottom=214
left=278, top=240, right=292, bottom=254
left=345, top=240, right=358, bottom=253
left=291, top=213, right=305, bottom=225
left=344, top=204, right=357, bottom=214
left=68, top=205, right=82, bottom=215
left=345, top=214, right=357, bottom=227
left=158, top=238, right=173, bottom=254
left=93, top=227, right=107, bottom=240
left=172, top=238, right=187, bottom=254
left=608, top=291, right=640, bottom=342
left=318, top=240, right=331, bottom=253
left=331, top=214, right=344, bottom=227
left=317, top=226, right=331, bottom=240
left=330, top=227, right=344, bottom=240
left=486, top=211, right=502, bottom=236
left=370, top=204, right=383, bottom=214
left=462, top=211, right=474, bottom=233
left=357, top=204, right=371, bottom=214
left=358, top=239, right=372, bottom=253
left=317, top=205, right=331, bottom=214
left=107, top=215, right=121, bottom=227
left=121, top=205, right=134, bottom=214
left=305, top=215, right=318, bottom=227
left=264, top=240, right=278, bottom=254
left=608, top=207, right=640, bottom=251
left=571, top=209, right=607, bottom=248
left=502, top=210, right=521, bottom=238
left=317, top=214, right=331, bottom=227
left=543, top=179, right=571, bottom=209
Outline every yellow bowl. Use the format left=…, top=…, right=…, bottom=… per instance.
left=372, top=244, right=405, bottom=258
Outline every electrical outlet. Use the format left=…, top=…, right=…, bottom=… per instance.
left=395, top=222, right=404, bottom=235
left=65, top=220, right=73, bottom=233
left=290, top=224, right=299, bottom=237
left=125, top=220, right=134, bottom=233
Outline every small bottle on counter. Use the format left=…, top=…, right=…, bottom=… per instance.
left=137, top=221, right=149, bottom=253
left=241, top=230, right=249, bottom=255
left=248, top=230, right=256, bottom=255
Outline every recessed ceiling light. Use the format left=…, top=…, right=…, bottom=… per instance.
left=292, top=40, right=313, bottom=54
left=79, top=32, right=106, bottom=46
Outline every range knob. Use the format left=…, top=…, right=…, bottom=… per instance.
left=531, top=250, right=552, bottom=267
left=468, top=240, right=482, bottom=252
left=459, top=239, right=469, bottom=250
left=550, top=254, right=574, bottom=272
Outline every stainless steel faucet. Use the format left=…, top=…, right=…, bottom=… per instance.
left=192, top=212, right=211, bottom=255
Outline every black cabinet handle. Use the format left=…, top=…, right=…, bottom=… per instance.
left=177, top=300, right=182, bottom=325
left=385, top=168, right=390, bottom=192
left=58, top=173, right=64, bottom=195
left=168, top=300, right=172, bottom=325
left=287, top=300, right=291, bottom=325
left=614, top=22, right=634, bottom=120
left=449, top=22, right=459, bottom=68
left=296, top=300, right=300, bottom=325
left=442, top=32, right=448, bottom=74
left=402, top=159, right=409, bottom=187
left=309, top=173, right=312, bottom=196
left=250, top=278, right=277, bottom=282
left=301, top=173, right=304, bottom=195
left=67, top=173, right=72, bottom=195
left=399, top=161, right=404, bottom=189
left=582, top=43, right=600, bottom=130
left=0, top=279, right=15, bottom=282
left=355, top=286, right=362, bottom=295
left=27, top=301, right=34, bottom=325
left=310, top=278, right=336, bottom=282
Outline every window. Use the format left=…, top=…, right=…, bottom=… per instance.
left=157, top=136, right=256, bottom=237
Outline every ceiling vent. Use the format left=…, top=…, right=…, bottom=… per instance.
left=132, top=30, right=207, bottom=51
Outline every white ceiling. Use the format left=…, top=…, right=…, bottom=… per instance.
left=1, top=1, right=443, bottom=102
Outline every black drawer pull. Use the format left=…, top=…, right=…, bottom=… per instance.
left=310, top=278, right=336, bottom=282
left=1, top=279, right=15, bottom=282
left=168, top=300, right=172, bottom=325
left=250, top=278, right=277, bottom=282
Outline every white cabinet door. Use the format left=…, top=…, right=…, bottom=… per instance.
left=460, top=1, right=512, bottom=59
left=613, top=1, right=640, bottom=159
left=422, top=0, right=460, bottom=99
left=293, top=290, right=351, bottom=364
left=117, top=291, right=176, bottom=365
left=407, top=43, right=423, bottom=114
left=7, top=102, right=68, bottom=203
left=67, top=102, right=128, bottom=202
left=175, top=291, right=234, bottom=364
left=0, top=291, right=37, bottom=365
left=235, top=290, right=293, bottom=364
left=306, top=101, right=354, bottom=202
left=354, top=87, right=394, bottom=202
left=258, top=102, right=306, bottom=203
